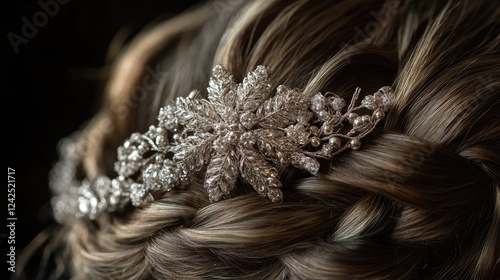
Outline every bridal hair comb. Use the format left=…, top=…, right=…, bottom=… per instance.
left=50, top=65, right=395, bottom=222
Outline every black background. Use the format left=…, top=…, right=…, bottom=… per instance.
left=3, top=0, right=203, bottom=277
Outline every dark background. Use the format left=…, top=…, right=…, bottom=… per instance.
left=3, top=0, right=203, bottom=277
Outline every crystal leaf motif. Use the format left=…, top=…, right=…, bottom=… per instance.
left=50, top=65, right=395, bottom=221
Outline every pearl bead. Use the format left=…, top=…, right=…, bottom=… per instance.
left=329, top=137, right=342, bottom=149
left=350, top=139, right=361, bottom=150
left=310, top=137, right=321, bottom=147
left=323, top=123, right=334, bottom=135
left=348, top=113, right=358, bottom=123
left=362, top=115, right=371, bottom=124
left=374, top=109, right=385, bottom=120
left=353, top=117, right=363, bottom=127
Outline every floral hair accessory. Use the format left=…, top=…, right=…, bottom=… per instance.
left=50, top=65, right=395, bottom=222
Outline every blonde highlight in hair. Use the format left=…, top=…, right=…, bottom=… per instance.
left=21, top=0, right=500, bottom=279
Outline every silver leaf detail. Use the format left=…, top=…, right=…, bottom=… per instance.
left=237, top=65, right=272, bottom=112
left=256, top=87, right=306, bottom=128
left=239, top=148, right=283, bottom=203
left=208, top=65, right=237, bottom=119
left=204, top=149, right=240, bottom=202
left=176, top=97, right=220, bottom=131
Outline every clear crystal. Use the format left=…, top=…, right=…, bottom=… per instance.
left=361, top=95, right=374, bottom=109
left=311, top=93, right=325, bottom=111
left=330, top=96, right=345, bottom=111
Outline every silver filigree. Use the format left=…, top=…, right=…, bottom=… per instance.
left=50, top=65, right=395, bottom=222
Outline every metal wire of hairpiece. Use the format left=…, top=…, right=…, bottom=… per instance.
left=50, top=65, right=395, bottom=222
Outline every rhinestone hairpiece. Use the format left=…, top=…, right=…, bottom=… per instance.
left=50, top=65, right=394, bottom=222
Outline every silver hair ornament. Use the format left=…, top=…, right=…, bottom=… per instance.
left=50, top=65, right=395, bottom=222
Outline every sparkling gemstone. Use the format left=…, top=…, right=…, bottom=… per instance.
left=317, top=110, right=331, bottom=121
left=225, top=131, right=240, bottom=144
left=321, top=144, right=333, bottom=155
left=382, top=93, right=395, bottom=110
left=130, top=183, right=146, bottom=206
left=330, top=96, right=345, bottom=111
left=155, top=136, right=166, bottom=146
left=78, top=197, right=90, bottom=215
left=128, top=150, right=140, bottom=161
left=131, top=133, right=141, bottom=142
left=268, top=189, right=283, bottom=203
left=297, top=133, right=309, bottom=145
left=240, top=111, right=257, bottom=130
left=138, top=143, right=148, bottom=153
left=303, top=157, right=320, bottom=174
left=311, top=93, right=325, bottom=111
left=361, top=95, right=375, bottom=110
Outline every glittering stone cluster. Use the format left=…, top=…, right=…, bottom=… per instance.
left=50, top=65, right=394, bottom=222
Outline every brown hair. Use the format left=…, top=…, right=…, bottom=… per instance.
left=20, top=0, right=500, bottom=279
